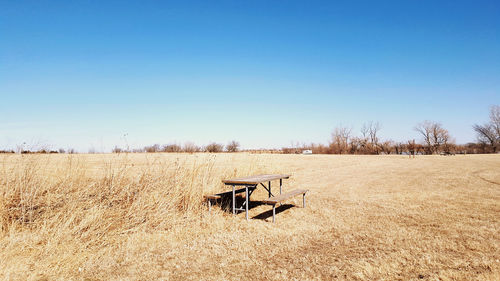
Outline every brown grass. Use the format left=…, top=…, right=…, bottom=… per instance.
left=0, top=153, right=499, bottom=280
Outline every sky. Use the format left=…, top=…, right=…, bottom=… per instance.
left=1, top=0, right=499, bottom=152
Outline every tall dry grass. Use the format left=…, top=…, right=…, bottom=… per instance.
left=0, top=153, right=271, bottom=231
left=0, top=153, right=275, bottom=279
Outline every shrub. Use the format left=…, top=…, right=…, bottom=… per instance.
left=205, top=142, right=223, bottom=153
left=182, top=142, right=200, bottom=153
left=225, top=141, right=240, bottom=152
left=162, top=144, right=182, bottom=153
left=144, top=144, right=161, bottom=153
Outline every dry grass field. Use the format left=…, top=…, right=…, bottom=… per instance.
left=0, top=153, right=499, bottom=280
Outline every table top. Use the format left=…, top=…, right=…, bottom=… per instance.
left=222, top=174, right=291, bottom=185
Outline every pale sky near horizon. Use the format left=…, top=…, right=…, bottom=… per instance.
left=1, top=1, right=499, bottom=152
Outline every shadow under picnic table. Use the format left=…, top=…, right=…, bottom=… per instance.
left=214, top=193, right=265, bottom=212
left=251, top=203, right=295, bottom=221
left=213, top=193, right=294, bottom=220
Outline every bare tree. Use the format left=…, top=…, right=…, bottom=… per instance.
left=144, top=144, right=161, bottom=153
left=474, top=105, right=500, bottom=152
left=225, top=140, right=240, bottom=152
left=330, top=126, right=351, bottom=154
left=205, top=142, right=224, bottom=153
left=359, top=124, right=369, bottom=153
left=415, top=121, right=433, bottom=154
left=349, top=137, right=361, bottom=154
left=182, top=142, right=199, bottom=153
left=379, top=140, right=393, bottom=154
left=394, top=142, right=404, bottom=155
left=407, top=139, right=416, bottom=158
left=431, top=123, right=451, bottom=153
left=368, top=122, right=381, bottom=154
left=162, top=144, right=182, bottom=152
left=473, top=123, right=496, bottom=151
left=358, top=122, right=382, bottom=154
left=360, top=123, right=369, bottom=140
left=414, top=121, right=450, bottom=154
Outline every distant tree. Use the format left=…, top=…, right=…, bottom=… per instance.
left=394, top=142, right=405, bottom=155
left=407, top=139, right=416, bottom=157
left=330, top=126, right=351, bottom=154
left=205, top=142, right=224, bottom=153
left=414, top=121, right=451, bottom=154
left=225, top=140, right=240, bottom=152
left=360, top=123, right=369, bottom=141
left=58, top=148, right=66, bottom=154
left=369, top=122, right=380, bottom=154
left=144, top=144, right=161, bottom=153
left=435, top=127, right=451, bottom=153
left=112, top=146, right=123, bottom=153
left=162, top=144, right=182, bottom=152
left=473, top=105, right=500, bottom=153
left=359, top=124, right=370, bottom=153
left=367, top=121, right=381, bottom=154
left=379, top=140, right=394, bottom=154
left=182, top=142, right=200, bottom=153
left=415, top=121, right=433, bottom=154
left=464, top=142, right=485, bottom=154
left=310, top=143, right=329, bottom=154
left=349, top=137, right=361, bottom=154
left=357, top=122, right=381, bottom=154
left=473, top=123, right=497, bottom=150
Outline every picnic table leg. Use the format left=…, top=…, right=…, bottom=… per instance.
left=303, top=193, right=306, bottom=208
left=232, top=185, right=235, bottom=215
left=245, top=186, right=249, bottom=220
left=272, top=205, right=276, bottom=223
left=208, top=199, right=211, bottom=213
left=279, top=179, right=282, bottom=206
left=268, top=181, right=271, bottom=198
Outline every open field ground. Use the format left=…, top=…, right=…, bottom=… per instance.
left=0, top=153, right=499, bottom=280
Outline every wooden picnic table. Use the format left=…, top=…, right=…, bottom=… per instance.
left=222, top=174, right=291, bottom=220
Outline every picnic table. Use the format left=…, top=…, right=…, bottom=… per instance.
left=205, top=174, right=308, bottom=222
left=222, top=174, right=291, bottom=220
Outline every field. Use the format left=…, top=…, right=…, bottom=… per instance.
left=0, top=153, right=499, bottom=280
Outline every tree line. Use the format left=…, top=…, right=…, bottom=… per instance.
left=0, top=141, right=241, bottom=154
left=111, top=140, right=241, bottom=154
left=283, top=105, right=500, bottom=155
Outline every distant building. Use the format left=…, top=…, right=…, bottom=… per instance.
left=302, top=150, right=312, bottom=155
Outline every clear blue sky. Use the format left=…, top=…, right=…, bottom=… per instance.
left=1, top=0, right=499, bottom=152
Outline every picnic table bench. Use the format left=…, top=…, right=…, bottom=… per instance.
left=263, top=189, right=307, bottom=222
left=205, top=174, right=308, bottom=222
